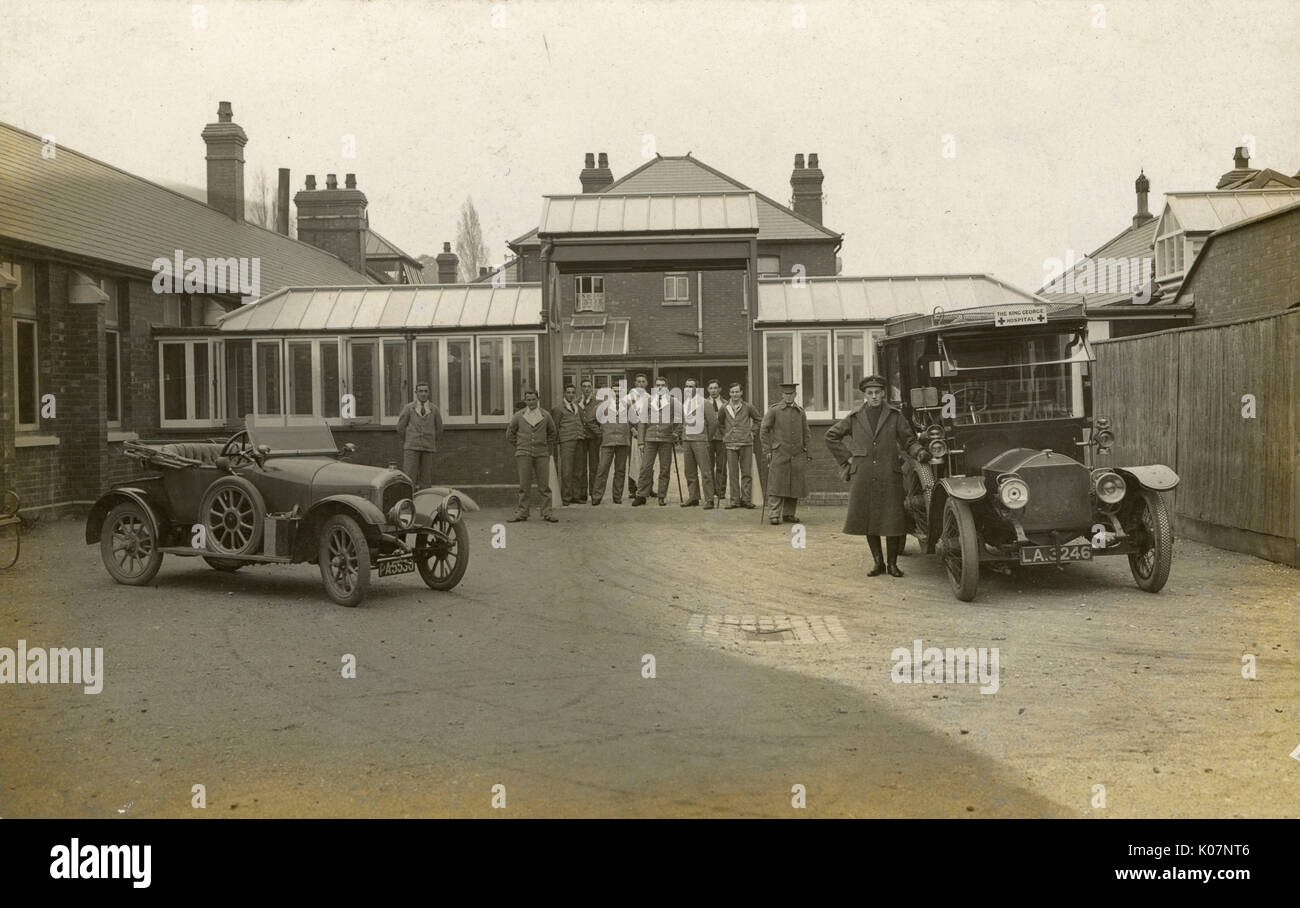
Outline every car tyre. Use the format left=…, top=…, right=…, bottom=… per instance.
left=414, top=516, right=470, bottom=591
left=100, top=501, right=164, bottom=586
left=904, top=460, right=934, bottom=549
left=940, top=497, right=980, bottom=602
left=319, top=513, right=370, bottom=607
left=1126, top=487, right=1173, bottom=593
left=200, top=476, right=266, bottom=556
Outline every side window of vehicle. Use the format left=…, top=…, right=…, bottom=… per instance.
left=885, top=345, right=903, bottom=404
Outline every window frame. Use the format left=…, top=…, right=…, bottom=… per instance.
left=105, top=328, right=122, bottom=427
left=413, top=336, right=475, bottom=426
left=762, top=329, right=833, bottom=420
left=663, top=273, right=691, bottom=305
left=831, top=328, right=882, bottom=418
left=157, top=338, right=225, bottom=428
left=574, top=274, right=606, bottom=312
left=284, top=337, right=346, bottom=427
left=14, top=318, right=40, bottom=431
left=475, top=333, right=540, bottom=424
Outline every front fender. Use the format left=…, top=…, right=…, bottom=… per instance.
left=938, top=475, right=988, bottom=502
left=413, top=487, right=480, bottom=525
left=309, top=494, right=387, bottom=527
left=1115, top=465, right=1180, bottom=491
left=85, top=488, right=165, bottom=544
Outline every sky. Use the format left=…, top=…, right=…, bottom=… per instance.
left=1, top=0, right=1297, bottom=291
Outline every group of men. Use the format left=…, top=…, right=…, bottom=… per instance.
left=400, top=370, right=926, bottom=578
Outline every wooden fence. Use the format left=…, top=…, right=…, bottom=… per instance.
left=1092, top=308, right=1298, bottom=566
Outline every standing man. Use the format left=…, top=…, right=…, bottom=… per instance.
left=578, top=378, right=602, bottom=503
left=760, top=381, right=812, bottom=525
left=591, top=384, right=632, bottom=505
left=705, top=379, right=728, bottom=505
left=396, top=381, right=442, bottom=491
left=633, top=377, right=682, bottom=507
left=718, top=382, right=762, bottom=509
left=506, top=389, right=558, bottom=523
left=824, top=375, right=925, bottom=576
left=553, top=384, right=585, bottom=505
left=680, top=378, right=715, bottom=509
left=625, top=372, right=651, bottom=501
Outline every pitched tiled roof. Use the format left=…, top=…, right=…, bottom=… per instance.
left=510, top=154, right=841, bottom=247
left=1216, top=168, right=1300, bottom=190
left=0, top=121, right=372, bottom=292
left=1039, top=218, right=1159, bottom=308
left=365, top=229, right=421, bottom=264
left=756, top=274, right=1043, bottom=324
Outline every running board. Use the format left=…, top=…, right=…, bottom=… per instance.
left=159, top=547, right=293, bottom=563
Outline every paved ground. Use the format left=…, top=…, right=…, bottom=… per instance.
left=0, top=502, right=1296, bottom=818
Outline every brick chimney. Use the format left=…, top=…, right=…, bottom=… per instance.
left=1217, top=145, right=1258, bottom=188
left=580, top=152, right=614, bottom=193
left=1132, top=169, right=1152, bottom=227
left=1234, top=145, right=1250, bottom=170
left=201, top=101, right=248, bottom=222
left=790, top=152, right=824, bottom=224
left=436, top=242, right=459, bottom=283
left=275, top=168, right=291, bottom=235
left=294, top=172, right=369, bottom=274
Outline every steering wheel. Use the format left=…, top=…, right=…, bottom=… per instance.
left=220, top=429, right=256, bottom=468
left=950, top=386, right=989, bottom=412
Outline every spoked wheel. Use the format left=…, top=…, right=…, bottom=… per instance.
left=413, top=517, right=470, bottom=591
left=199, top=476, right=265, bottom=556
left=938, top=497, right=980, bottom=602
left=319, top=514, right=370, bottom=607
left=905, top=460, right=934, bottom=549
left=100, top=501, right=164, bottom=585
left=1126, top=488, right=1173, bottom=593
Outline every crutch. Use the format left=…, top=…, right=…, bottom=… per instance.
left=672, top=439, right=684, bottom=503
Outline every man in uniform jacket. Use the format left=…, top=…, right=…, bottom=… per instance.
left=718, top=382, right=762, bottom=509
left=680, top=378, right=716, bottom=508
left=760, top=381, right=812, bottom=524
left=553, top=384, right=586, bottom=505
left=396, top=382, right=443, bottom=490
left=625, top=373, right=651, bottom=500
left=824, top=374, right=925, bottom=576
left=591, top=386, right=632, bottom=505
left=633, top=377, right=682, bottom=506
left=578, top=378, right=601, bottom=503
left=506, top=389, right=558, bottom=522
left=704, top=379, right=728, bottom=504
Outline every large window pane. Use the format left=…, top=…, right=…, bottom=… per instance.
left=255, top=341, right=281, bottom=416
left=801, top=333, right=829, bottom=412
left=765, top=333, right=794, bottom=409
left=836, top=332, right=865, bottom=414
left=225, top=340, right=252, bottom=422
left=350, top=341, right=378, bottom=418
left=510, top=337, right=536, bottom=409
left=162, top=343, right=187, bottom=421
left=16, top=320, right=38, bottom=426
left=321, top=342, right=340, bottom=418
left=415, top=340, right=440, bottom=407
left=478, top=337, right=505, bottom=417
left=447, top=338, right=472, bottom=418
left=106, top=330, right=121, bottom=423
left=194, top=343, right=211, bottom=419
left=288, top=341, right=314, bottom=416
left=383, top=340, right=408, bottom=418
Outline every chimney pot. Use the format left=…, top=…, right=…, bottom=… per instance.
left=480, top=267, right=488, bottom=276
left=326, top=173, right=338, bottom=190
left=598, top=152, right=608, bottom=168
left=808, top=153, right=819, bottom=169
left=794, top=153, right=805, bottom=169
left=305, top=174, right=316, bottom=190
left=584, top=152, right=596, bottom=168
left=1132, top=169, right=1152, bottom=227
left=345, top=173, right=356, bottom=189
left=1234, top=145, right=1250, bottom=169
left=217, top=101, right=233, bottom=123
left=443, top=242, right=451, bottom=253
left=276, top=167, right=291, bottom=236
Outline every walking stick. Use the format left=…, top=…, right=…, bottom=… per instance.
left=672, top=440, right=684, bottom=503
left=755, top=445, right=767, bottom=524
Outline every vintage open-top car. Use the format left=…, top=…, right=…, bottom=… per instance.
left=86, top=417, right=476, bottom=606
left=878, top=301, right=1178, bottom=602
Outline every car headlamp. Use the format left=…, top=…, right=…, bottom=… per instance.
left=998, top=475, right=1030, bottom=510
left=1092, top=470, right=1126, bottom=506
left=1094, top=417, right=1114, bottom=450
left=927, top=439, right=948, bottom=459
left=442, top=495, right=462, bottom=524
left=388, top=498, right=416, bottom=530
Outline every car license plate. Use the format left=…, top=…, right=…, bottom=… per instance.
left=1019, top=544, right=1092, bottom=565
left=377, top=555, right=415, bottom=577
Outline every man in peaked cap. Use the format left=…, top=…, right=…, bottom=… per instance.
left=824, top=374, right=925, bottom=576
left=759, top=381, right=812, bottom=525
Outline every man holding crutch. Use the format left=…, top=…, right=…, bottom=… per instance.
left=632, top=377, right=682, bottom=507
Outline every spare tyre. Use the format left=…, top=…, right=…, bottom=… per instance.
left=199, top=476, right=266, bottom=556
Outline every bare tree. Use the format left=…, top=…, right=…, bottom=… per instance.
left=455, top=196, right=489, bottom=282
left=246, top=166, right=275, bottom=228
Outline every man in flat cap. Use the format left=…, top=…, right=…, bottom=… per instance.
left=825, top=374, right=925, bottom=576
left=760, top=381, right=811, bottom=525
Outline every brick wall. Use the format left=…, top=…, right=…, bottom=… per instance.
left=559, top=267, right=749, bottom=357
left=760, top=241, right=838, bottom=277
left=1188, top=208, right=1300, bottom=326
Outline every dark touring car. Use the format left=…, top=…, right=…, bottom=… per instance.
left=879, top=302, right=1178, bottom=602
left=86, top=418, right=475, bottom=606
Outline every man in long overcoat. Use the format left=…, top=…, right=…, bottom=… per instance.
left=824, top=375, right=925, bottom=576
left=760, top=382, right=811, bottom=525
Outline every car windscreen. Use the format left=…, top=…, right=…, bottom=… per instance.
left=245, top=416, right=339, bottom=455
left=940, top=333, right=1089, bottom=425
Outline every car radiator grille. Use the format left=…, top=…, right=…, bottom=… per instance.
left=1020, top=462, right=1091, bottom=532
left=381, top=480, right=413, bottom=516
